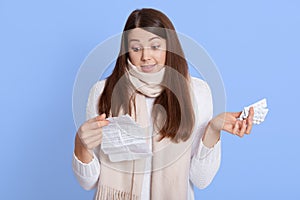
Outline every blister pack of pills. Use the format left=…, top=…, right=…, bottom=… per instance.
left=238, top=98, right=269, bottom=124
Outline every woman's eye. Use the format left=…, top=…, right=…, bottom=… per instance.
left=131, top=47, right=142, bottom=52
left=151, top=45, right=160, bottom=50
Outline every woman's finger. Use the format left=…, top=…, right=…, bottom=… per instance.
left=97, top=113, right=107, bottom=121
left=80, top=129, right=103, bottom=139
left=82, top=116, right=109, bottom=132
left=248, top=107, right=255, bottom=118
left=231, top=111, right=243, bottom=118
left=86, top=137, right=103, bottom=149
left=88, top=120, right=110, bottom=130
left=246, top=115, right=253, bottom=135
left=232, top=120, right=240, bottom=135
left=87, top=116, right=100, bottom=123
left=83, top=133, right=103, bottom=149
left=87, top=113, right=107, bottom=123
left=244, top=107, right=254, bottom=134
left=239, top=120, right=247, bottom=135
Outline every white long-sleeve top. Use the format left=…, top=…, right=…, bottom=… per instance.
left=72, top=77, right=221, bottom=200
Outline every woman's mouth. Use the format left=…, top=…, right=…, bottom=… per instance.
left=141, top=64, right=156, bottom=73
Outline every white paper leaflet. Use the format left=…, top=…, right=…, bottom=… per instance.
left=101, top=114, right=151, bottom=162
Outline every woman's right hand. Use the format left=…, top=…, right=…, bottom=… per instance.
left=77, top=113, right=110, bottom=150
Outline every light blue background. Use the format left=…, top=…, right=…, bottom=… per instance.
left=1, top=0, right=299, bottom=199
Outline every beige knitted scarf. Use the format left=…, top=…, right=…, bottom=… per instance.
left=95, top=60, right=195, bottom=200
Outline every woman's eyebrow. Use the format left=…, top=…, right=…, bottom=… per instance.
left=129, top=39, right=140, bottom=42
left=148, top=36, right=161, bottom=41
left=129, top=37, right=161, bottom=43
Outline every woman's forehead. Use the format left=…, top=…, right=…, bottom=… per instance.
left=128, top=28, right=164, bottom=42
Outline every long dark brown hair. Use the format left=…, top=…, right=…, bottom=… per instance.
left=98, top=8, right=195, bottom=142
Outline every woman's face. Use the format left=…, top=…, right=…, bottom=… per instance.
left=128, top=28, right=167, bottom=73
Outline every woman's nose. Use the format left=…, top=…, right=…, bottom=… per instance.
left=141, top=48, right=152, bottom=61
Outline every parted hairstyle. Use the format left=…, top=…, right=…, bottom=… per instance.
left=98, top=8, right=195, bottom=142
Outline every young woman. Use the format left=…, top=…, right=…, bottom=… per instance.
left=72, top=8, right=254, bottom=200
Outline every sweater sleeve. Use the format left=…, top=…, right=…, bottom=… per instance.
left=72, top=152, right=101, bottom=190
left=190, top=140, right=221, bottom=189
left=72, top=80, right=106, bottom=190
left=189, top=77, right=221, bottom=189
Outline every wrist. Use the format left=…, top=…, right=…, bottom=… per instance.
left=74, top=134, right=94, bottom=163
left=207, top=122, right=221, bottom=138
left=202, top=122, right=221, bottom=148
left=208, top=119, right=221, bottom=132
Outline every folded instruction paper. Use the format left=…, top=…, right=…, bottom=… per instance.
left=101, top=114, right=152, bottom=162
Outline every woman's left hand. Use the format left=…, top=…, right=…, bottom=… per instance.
left=209, top=107, right=254, bottom=137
